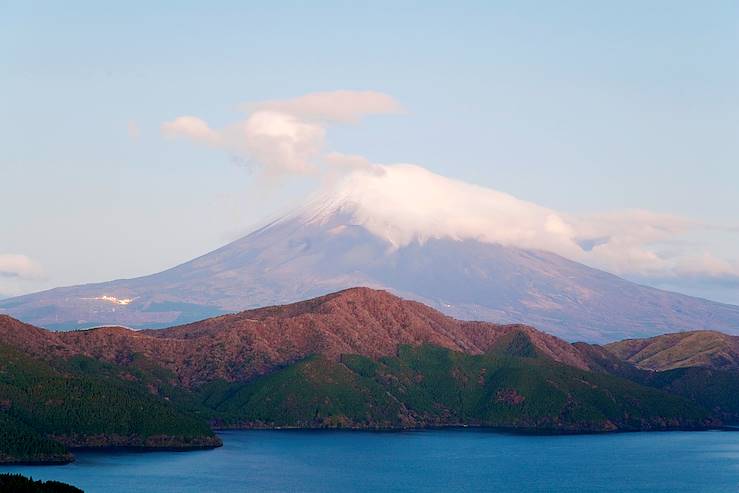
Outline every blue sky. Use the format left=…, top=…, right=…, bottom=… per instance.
left=1, top=1, right=738, bottom=302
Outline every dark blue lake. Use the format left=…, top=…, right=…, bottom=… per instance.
left=3, top=429, right=739, bottom=492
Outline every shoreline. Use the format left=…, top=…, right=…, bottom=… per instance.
left=6, top=423, right=738, bottom=467
left=210, top=420, right=734, bottom=436
left=0, top=439, right=223, bottom=467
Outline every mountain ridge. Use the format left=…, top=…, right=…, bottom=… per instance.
left=0, top=288, right=593, bottom=387
left=3, top=211, right=739, bottom=342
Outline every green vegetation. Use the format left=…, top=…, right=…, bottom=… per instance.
left=2, top=328, right=735, bottom=464
left=0, top=343, right=219, bottom=464
left=577, top=342, right=739, bottom=421
left=200, top=355, right=403, bottom=428
left=0, top=474, right=82, bottom=493
left=199, top=341, right=711, bottom=432
left=643, top=367, right=739, bottom=420
left=0, top=414, right=70, bottom=464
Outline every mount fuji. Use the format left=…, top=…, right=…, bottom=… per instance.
left=3, top=164, right=739, bottom=342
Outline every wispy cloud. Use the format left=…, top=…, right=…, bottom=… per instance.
left=246, top=90, right=403, bottom=123
left=0, top=255, right=49, bottom=300
left=161, top=116, right=221, bottom=146
left=127, top=120, right=141, bottom=140
left=161, top=90, right=401, bottom=176
left=0, top=254, right=44, bottom=279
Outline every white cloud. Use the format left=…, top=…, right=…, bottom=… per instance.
left=673, top=252, right=739, bottom=278
left=162, top=116, right=222, bottom=146
left=311, top=164, right=579, bottom=254
left=304, top=163, right=739, bottom=280
left=236, top=111, right=326, bottom=174
left=324, top=152, right=386, bottom=175
left=0, top=254, right=44, bottom=279
left=161, top=91, right=401, bottom=176
left=247, top=90, right=403, bottom=123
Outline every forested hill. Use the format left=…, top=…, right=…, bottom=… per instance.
left=0, top=340, right=220, bottom=464
left=2, top=289, right=739, bottom=463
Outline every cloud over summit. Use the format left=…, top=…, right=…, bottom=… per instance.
left=162, top=90, right=739, bottom=283
left=303, top=163, right=739, bottom=281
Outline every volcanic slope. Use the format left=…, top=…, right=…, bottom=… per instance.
left=4, top=166, right=739, bottom=342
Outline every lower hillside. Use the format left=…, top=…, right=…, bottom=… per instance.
left=576, top=341, right=739, bottom=421
left=200, top=340, right=714, bottom=432
left=0, top=414, right=71, bottom=465
left=0, top=343, right=220, bottom=464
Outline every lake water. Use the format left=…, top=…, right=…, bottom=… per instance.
left=3, top=429, right=739, bottom=492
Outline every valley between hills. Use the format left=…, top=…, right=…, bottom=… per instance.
left=2, top=287, right=739, bottom=464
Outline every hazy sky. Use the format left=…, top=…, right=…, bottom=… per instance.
left=2, top=1, right=738, bottom=303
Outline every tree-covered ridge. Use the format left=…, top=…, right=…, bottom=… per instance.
left=0, top=414, right=71, bottom=464
left=200, top=341, right=713, bottom=432
left=0, top=343, right=220, bottom=463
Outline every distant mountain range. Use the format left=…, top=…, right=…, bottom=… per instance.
left=2, top=288, right=739, bottom=463
left=3, top=191, right=739, bottom=342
